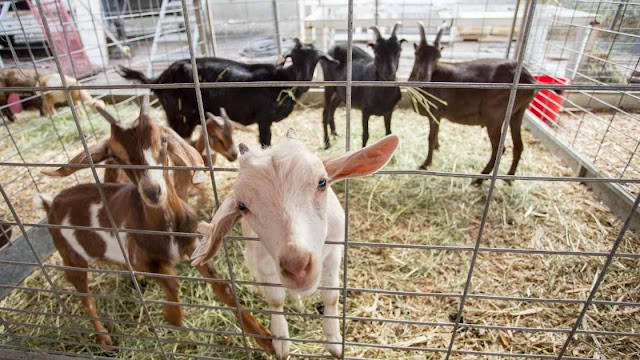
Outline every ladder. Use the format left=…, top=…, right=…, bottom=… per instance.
left=147, top=0, right=199, bottom=77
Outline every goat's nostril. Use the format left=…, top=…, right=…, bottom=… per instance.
left=280, top=253, right=312, bottom=278
left=303, top=254, right=312, bottom=273
left=144, top=186, right=161, bottom=202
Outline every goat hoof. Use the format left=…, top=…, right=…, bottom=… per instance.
left=163, top=305, right=183, bottom=326
left=332, top=133, right=339, bottom=139
left=325, top=335, right=343, bottom=358
left=96, top=333, right=114, bottom=346
left=324, top=144, right=331, bottom=150
left=505, top=179, right=513, bottom=186
left=418, top=164, right=428, bottom=170
left=129, top=275, right=147, bottom=289
left=273, top=338, right=290, bottom=360
left=472, top=179, right=484, bottom=187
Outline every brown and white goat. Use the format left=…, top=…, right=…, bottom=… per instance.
left=409, top=22, right=537, bottom=184
left=98, top=108, right=248, bottom=188
left=192, top=131, right=399, bottom=359
left=36, top=96, right=273, bottom=352
left=189, top=108, right=251, bottom=165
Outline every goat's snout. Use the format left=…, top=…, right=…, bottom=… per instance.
left=279, top=252, right=312, bottom=281
left=143, top=185, right=162, bottom=204
left=226, top=147, right=239, bottom=162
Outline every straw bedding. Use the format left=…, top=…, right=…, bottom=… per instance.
left=0, top=105, right=638, bottom=359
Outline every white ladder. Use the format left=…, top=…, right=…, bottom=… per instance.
left=147, top=0, right=199, bottom=77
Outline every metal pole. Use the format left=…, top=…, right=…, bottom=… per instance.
left=205, top=0, right=218, bottom=56
left=609, top=0, right=627, bottom=31
left=272, top=0, right=283, bottom=57
left=505, top=0, right=522, bottom=59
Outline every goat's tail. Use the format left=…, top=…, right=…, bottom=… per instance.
left=116, top=65, right=153, bottom=84
left=33, top=193, right=53, bottom=214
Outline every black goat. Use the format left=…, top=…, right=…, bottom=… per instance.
left=322, top=23, right=405, bottom=148
left=409, top=22, right=537, bottom=184
left=117, top=39, right=338, bottom=146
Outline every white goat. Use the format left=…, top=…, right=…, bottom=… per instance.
left=191, top=130, right=399, bottom=359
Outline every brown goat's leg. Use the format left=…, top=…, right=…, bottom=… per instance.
left=65, top=268, right=113, bottom=346
left=0, top=98, right=16, bottom=122
left=328, top=98, right=339, bottom=138
left=419, top=120, right=440, bottom=170
left=384, top=112, right=393, bottom=135
left=361, top=112, right=371, bottom=148
left=473, top=126, right=501, bottom=186
left=194, top=263, right=275, bottom=354
left=323, top=92, right=340, bottom=149
left=152, top=264, right=183, bottom=326
left=506, top=109, right=525, bottom=184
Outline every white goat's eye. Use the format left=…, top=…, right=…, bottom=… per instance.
left=238, top=202, right=248, bottom=211
left=317, top=178, right=327, bottom=190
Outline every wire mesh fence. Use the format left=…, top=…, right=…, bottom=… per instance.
left=0, top=0, right=639, bottom=359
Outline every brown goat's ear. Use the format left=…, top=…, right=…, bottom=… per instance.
left=323, top=135, right=399, bottom=183
left=96, top=107, right=118, bottom=126
left=191, top=192, right=243, bottom=266
left=205, top=112, right=224, bottom=128
left=42, top=140, right=112, bottom=177
left=217, top=108, right=251, bottom=132
left=228, top=120, right=252, bottom=133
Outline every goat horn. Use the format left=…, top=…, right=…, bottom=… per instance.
left=140, top=94, right=150, bottom=118
left=219, top=107, right=230, bottom=120
left=206, top=112, right=225, bottom=127
left=434, top=21, right=448, bottom=46
left=417, top=21, right=427, bottom=44
left=96, top=107, right=118, bottom=126
left=391, top=22, right=401, bottom=37
left=369, top=26, right=381, bottom=39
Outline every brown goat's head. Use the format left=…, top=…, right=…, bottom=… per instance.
left=277, top=38, right=339, bottom=81
left=42, top=95, right=204, bottom=207
left=409, top=21, right=448, bottom=82
left=201, top=109, right=251, bottom=162
left=368, top=22, right=406, bottom=81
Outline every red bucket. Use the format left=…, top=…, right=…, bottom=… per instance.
left=528, top=75, right=569, bottom=124
left=8, top=93, right=23, bottom=114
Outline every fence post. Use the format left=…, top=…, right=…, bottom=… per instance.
left=272, top=0, right=283, bottom=57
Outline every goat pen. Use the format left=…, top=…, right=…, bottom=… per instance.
left=0, top=0, right=639, bottom=359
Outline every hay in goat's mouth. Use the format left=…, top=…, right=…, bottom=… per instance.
left=0, top=107, right=638, bottom=359
left=405, top=86, right=448, bottom=124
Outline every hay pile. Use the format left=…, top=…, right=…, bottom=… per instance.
left=0, top=106, right=638, bottom=359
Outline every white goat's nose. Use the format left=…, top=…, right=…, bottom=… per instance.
left=279, top=252, right=312, bottom=279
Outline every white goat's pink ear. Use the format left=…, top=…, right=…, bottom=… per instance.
left=323, top=135, right=399, bottom=183
left=191, top=193, right=243, bottom=266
